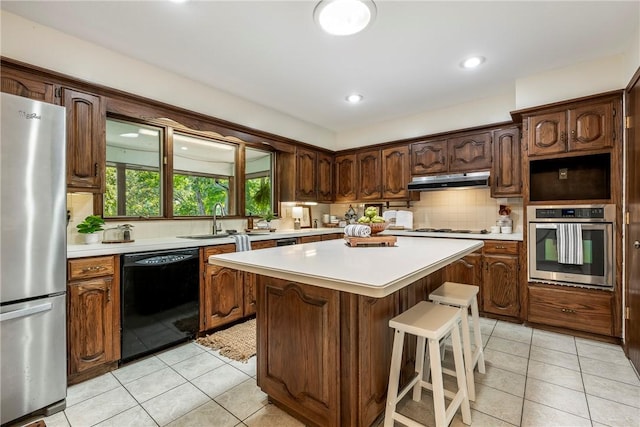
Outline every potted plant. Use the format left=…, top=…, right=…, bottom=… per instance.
left=76, top=215, right=105, bottom=244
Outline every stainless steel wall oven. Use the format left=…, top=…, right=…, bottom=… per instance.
left=527, top=205, right=615, bottom=290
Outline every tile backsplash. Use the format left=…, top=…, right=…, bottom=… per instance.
left=330, top=188, right=523, bottom=232
left=67, top=188, right=521, bottom=244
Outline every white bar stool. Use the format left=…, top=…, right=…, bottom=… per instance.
left=384, top=301, right=471, bottom=427
left=429, top=281, right=486, bottom=401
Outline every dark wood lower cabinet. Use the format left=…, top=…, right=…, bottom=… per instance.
left=256, top=269, right=443, bottom=427
left=483, top=254, right=519, bottom=317
left=202, top=265, right=243, bottom=330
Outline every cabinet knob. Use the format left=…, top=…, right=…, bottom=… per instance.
left=634, top=241, right=640, bottom=250
left=495, top=245, right=506, bottom=249
left=81, top=265, right=106, bottom=273
left=570, top=130, right=577, bottom=141
left=561, top=308, right=576, bottom=314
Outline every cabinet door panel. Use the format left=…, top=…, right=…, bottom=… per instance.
left=382, top=146, right=410, bottom=199
left=296, top=148, right=317, bottom=201
left=357, top=149, right=382, bottom=200
left=203, top=265, right=243, bottom=330
left=448, top=132, right=492, bottom=172
left=491, top=128, right=522, bottom=197
left=1, top=68, right=54, bottom=103
left=483, top=255, right=519, bottom=317
left=527, top=111, right=567, bottom=156
left=257, top=276, right=340, bottom=427
left=334, top=154, right=357, bottom=202
left=444, top=253, right=483, bottom=311
left=68, top=278, right=115, bottom=374
left=62, top=88, right=105, bottom=192
left=568, top=101, right=613, bottom=151
left=317, top=153, right=333, bottom=202
left=411, top=140, right=447, bottom=175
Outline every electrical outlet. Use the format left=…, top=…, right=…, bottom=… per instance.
left=559, top=168, right=568, bottom=180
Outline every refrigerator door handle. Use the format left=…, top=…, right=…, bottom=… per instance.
left=0, top=302, right=53, bottom=322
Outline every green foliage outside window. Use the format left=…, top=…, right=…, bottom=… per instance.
left=173, top=174, right=229, bottom=216
left=104, top=166, right=161, bottom=217
left=245, top=177, right=271, bottom=216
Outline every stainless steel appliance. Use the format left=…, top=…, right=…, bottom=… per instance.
left=408, top=171, right=490, bottom=191
left=121, top=248, right=199, bottom=362
left=528, top=204, right=615, bottom=289
left=1, top=93, right=67, bottom=424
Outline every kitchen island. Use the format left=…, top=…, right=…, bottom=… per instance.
left=208, top=236, right=483, bottom=427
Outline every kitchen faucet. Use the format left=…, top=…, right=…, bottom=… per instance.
left=212, top=202, right=226, bottom=235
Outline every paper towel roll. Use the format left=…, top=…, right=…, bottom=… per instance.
left=395, top=210, right=413, bottom=230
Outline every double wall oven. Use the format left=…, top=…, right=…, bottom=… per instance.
left=528, top=205, right=615, bottom=290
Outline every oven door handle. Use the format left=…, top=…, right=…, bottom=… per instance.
left=534, top=224, right=558, bottom=229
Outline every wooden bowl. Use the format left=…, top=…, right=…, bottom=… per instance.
left=368, top=222, right=388, bottom=235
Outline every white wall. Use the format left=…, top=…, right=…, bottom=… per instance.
left=0, top=11, right=336, bottom=149
left=515, top=54, right=630, bottom=110
left=335, top=90, right=515, bottom=150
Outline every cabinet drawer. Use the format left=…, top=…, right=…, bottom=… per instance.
left=203, top=244, right=236, bottom=260
left=68, top=256, right=115, bottom=280
left=483, top=240, right=518, bottom=255
left=252, top=240, right=277, bottom=250
left=528, top=286, right=613, bottom=336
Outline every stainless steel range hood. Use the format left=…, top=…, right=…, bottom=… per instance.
left=408, top=171, right=490, bottom=191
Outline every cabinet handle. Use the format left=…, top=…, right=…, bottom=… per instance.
left=81, top=265, right=106, bottom=273
left=561, top=308, right=576, bottom=314
left=495, top=245, right=506, bottom=249
left=107, top=285, right=111, bottom=302
left=570, top=130, right=577, bottom=141
left=560, top=132, right=567, bottom=143
left=94, top=162, right=98, bottom=177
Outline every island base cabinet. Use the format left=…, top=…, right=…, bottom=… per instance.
left=256, top=270, right=442, bottom=427
left=528, top=286, right=613, bottom=336
left=257, top=276, right=341, bottom=427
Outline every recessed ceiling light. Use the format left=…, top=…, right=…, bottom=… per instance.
left=346, top=94, right=363, bottom=103
left=314, top=0, right=377, bottom=36
left=461, top=56, right=485, bottom=69
left=120, top=133, right=139, bottom=138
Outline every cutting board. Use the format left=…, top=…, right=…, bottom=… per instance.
left=344, top=235, right=397, bottom=247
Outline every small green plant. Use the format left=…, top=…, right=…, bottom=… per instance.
left=263, top=211, right=276, bottom=222
left=76, top=215, right=105, bottom=234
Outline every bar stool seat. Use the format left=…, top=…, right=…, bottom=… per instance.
left=384, top=301, right=471, bottom=427
left=429, top=281, right=486, bottom=401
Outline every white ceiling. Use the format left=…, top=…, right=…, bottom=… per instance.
left=1, top=1, right=638, bottom=133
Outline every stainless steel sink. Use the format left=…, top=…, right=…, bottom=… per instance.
left=177, top=233, right=230, bottom=239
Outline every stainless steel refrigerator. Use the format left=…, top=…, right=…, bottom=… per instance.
left=1, top=92, right=67, bottom=424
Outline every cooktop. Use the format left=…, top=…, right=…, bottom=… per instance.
left=412, top=228, right=489, bottom=234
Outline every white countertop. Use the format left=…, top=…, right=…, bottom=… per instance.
left=67, top=228, right=344, bottom=258
left=382, top=230, right=523, bottom=241
left=208, top=236, right=484, bottom=298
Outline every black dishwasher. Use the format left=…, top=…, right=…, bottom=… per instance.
left=121, top=248, right=199, bottom=363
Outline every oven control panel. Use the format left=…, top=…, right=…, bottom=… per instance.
left=535, top=207, right=605, bottom=219
left=528, top=204, right=616, bottom=222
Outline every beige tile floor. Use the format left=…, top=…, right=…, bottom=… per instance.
left=25, top=318, right=640, bottom=427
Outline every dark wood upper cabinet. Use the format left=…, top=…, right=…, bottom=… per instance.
left=295, top=147, right=317, bottom=201
left=491, top=127, right=522, bottom=197
left=61, top=88, right=106, bottom=193
left=410, top=139, right=448, bottom=175
left=356, top=149, right=382, bottom=200
left=448, top=132, right=492, bottom=172
left=317, top=152, right=333, bottom=202
left=382, top=145, right=411, bottom=199
left=411, top=132, right=491, bottom=176
left=526, top=98, right=616, bottom=157
left=334, top=153, right=357, bottom=202
left=1, top=68, right=55, bottom=103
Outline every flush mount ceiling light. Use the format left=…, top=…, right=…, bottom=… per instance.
left=346, top=93, right=363, bottom=103
left=461, top=56, right=486, bottom=69
left=314, top=0, right=377, bottom=36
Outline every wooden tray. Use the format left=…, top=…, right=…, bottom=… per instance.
left=344, top=235, right=397, bottom=247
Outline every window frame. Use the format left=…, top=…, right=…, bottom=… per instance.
left=99, top=115, right=276, bottom=221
